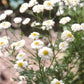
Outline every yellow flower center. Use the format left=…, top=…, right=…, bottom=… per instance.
left=62, top=44, right=64, bottom=47
left=47, top=2, right=51, bottom=6
left=0, top=42, right=4, bottom=45
left=22, top=5, right=25, bottom=8
left=56, top=82, right=60, bottom=84
left=47, top=21, right=50, bottom=23
left=19, top=54, right=23, bottom=57
left=68, top=33, right=72, bottom=37
left=43, top=50, right=48, bottom=55
left=32, top=33, right=37, bottom=36
left=18, top=62, right=23, bottom=67
left=67, top=0, right=71, bottom=3
left=17, top=42, right=21, bottom=46
left=35, top=42, right=39, bottom=45
left=2, top=22, right=6, bottom=26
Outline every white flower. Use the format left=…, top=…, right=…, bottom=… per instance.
left=29, top=32, right=40, bottom=40
left=61, top=30, right=74, bottom=42
left=13, top=17, right=22, bottom=23
left=4, top=51, right=11, bottom=57
left=14, top=60, right=28, bottom=72
left=11, top=39, right=25, bottom=50
left=51, top=78, right=64, bottom=84
left=59, top=16, right=71, bottom=25
left=0, top=13, right=6, bottom=21
left=43, top=1, right=54, bottom=10
left=31, top=40, right=44, bottom=49
left=56, top=9, right=64, bottom=16
left=1, top=21, right=11, bottom=29
left=19, top=3, right=29, bottom=13
left=19, top=76, right=26, bottom=81
left=71, top=23, right=81, bottom=32
left=16, top=52, right=26, bottom=60
left=38, top=47, right=53, bottom=60
left=32, top=4, right=44, bottom=13
left=22, top=18, right=30, bottom=25
left=50, top=0, right=61, bottom=4
left=28, top=0, right=38, bottom=7
left=59, top=41, right=69, bottom=52
left=31, top=21, right=40, bottom=27
left=42, top=20, right=55, bottom=30
left=4, top=10, right=13, bottom=15
left=81, top=23, right=84, bottom=30
left=0, top=38, right=9, bottom=50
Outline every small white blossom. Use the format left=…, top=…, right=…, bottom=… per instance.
left=43, top=1, right=54, bottom=10
left=59, top=41, right=69, bottom=52
left=22, top=18, right=30, bottom=25
left=16, top=52, right=26, bottom=60
left=0, top=13, right=6, bottom=21
left=31, top=21, right=40, bottom=27
left=13, top=17, right=22, bottom=23
left=32, top=4, right=44, bottom=13
left=14, top=60, right=28, bottom=72
left=71, top=23, right=81, bottom=32
left=29, top=32, right=40, bottom=40
left=59, top=16, right=71, bottom=25
left=81, top=23, right=84, bottom=30
left=51, top=78, right=64, bottom=84
left=61, top=30, right=74, bottom=42
left=4, top=10, right=13, bottom=15
left=19, top=3, right=29, bottom=13
left=1, top=21, right=11, bottom=29
left=31, top=40, right=44, bottom=49
left=38, top=47, right=53, bottom=60
left=28, top=0, right=38, bottom=7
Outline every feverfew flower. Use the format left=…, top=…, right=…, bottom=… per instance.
left=28, top=0, right=38, bottom=7
left=51, top=78, right=64, bottom=84
left=59, top=41, right=69, bottom=52
left=13, top=17, right=22, bottom=23
left=42, top=20, right=55, bottom=30
left=29, top=32, right=40, bottom=40
left=56, top=9, right=64, bottom=16
left=19, top=3, right=29, bottom=13
left=61, top=30, right=74, bottom=42
left=32, top=4, right=44, bottom=13
left=22, top=18, right=30, bottom=25
left=38, top=47, right=53, bottom=60
left=16, top=52, right=26, bottom=60
left=71, top=23, right=81, bottom=32
left=1, top=21, right=11, bottom=29
left=4, top=10, right=13, bottom=15
left=50, top=0, right=61, bottom=4
left=0, top=13, right=6, bottom=21
left=59, top=16, right=71, bottom=25
left=31, top=21, right=40, bottom=27
left=43, top=1, right=54, bottom=10
left=81, top=23, right=84, bottom=30
left=14, top=60, right=28, bottom=72
left=11, top=39, right=25, bottom=50
left=4, top=51, right=12, bottom=57
left=31, top=40, right=44, bottom=49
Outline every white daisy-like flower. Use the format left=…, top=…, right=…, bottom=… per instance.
left=61, top=30, right=75, bottom=42
left=50, top=0, right=61, bottom=4
left=11, top=39, right=25, bottom=50
left=32, top=4, right=44, bottom=13
left=19, top=3, right=29, bottom=13
left=29, top=32, right=40, bottom=40
left=0, top=13, right=6, bottom=21
left=31, top=40, right=44, bottom=49
left=22, top=18, right=30, bottom=25
left=4, top=51, right=12, bottom=57
left=28, top=0, right=38, bottom=7
left=81, top=23, right=84, bottom=30
left=38, top=47, right=53, bottom=60
left=59, top=41, right=69, bottom=52
left=31, top=21, right=40, bottom=27
left=14, top=60, right=28, bottom=72
left=51, top=78, right=64, bottom=84
left=4, top=10, right=13, bottom=15
left=56, top=9, right=64, bottom=16
left=71, top=23, right=81, bottom=32
left=42, top=20, right=55, bottom=30
left=59, top=16, right=71, bottom=25
left=16, top=52, right=26, bottom=60
left=13, top=17, right=22, bottom=23
left=43, top=1, right=54, bottom=10
left=1, top=21, right=11, bottom=29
